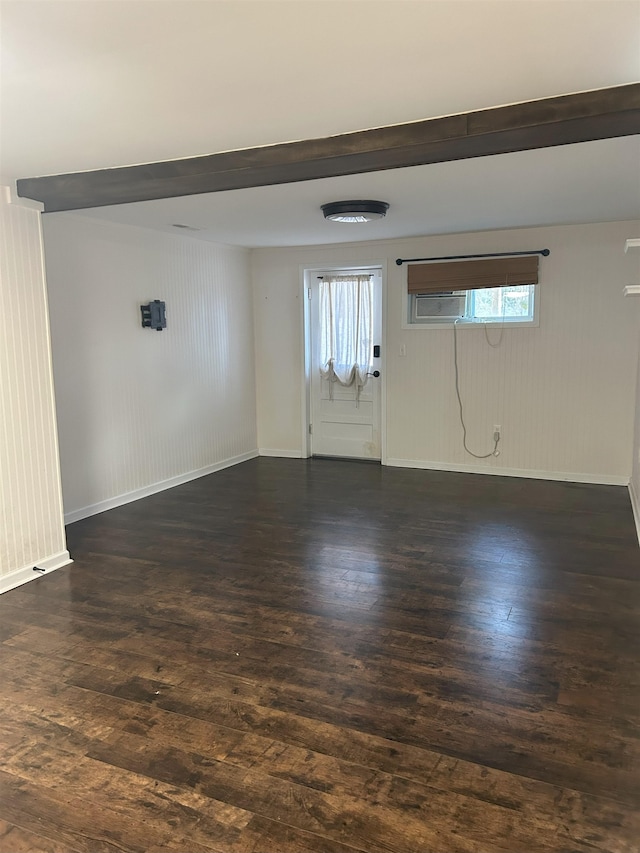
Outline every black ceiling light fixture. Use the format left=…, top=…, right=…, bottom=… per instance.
left=321, top=200, right=389, bottom=223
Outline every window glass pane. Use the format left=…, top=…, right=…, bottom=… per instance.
left=471, top=285, right=532, bottom=319
left=320, top=276, right=373, bottom=385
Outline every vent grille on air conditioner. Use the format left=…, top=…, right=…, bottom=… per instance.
left=413, top=293, right=466, bottom=321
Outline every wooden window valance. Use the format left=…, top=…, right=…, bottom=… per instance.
left=407, top=256, right=539, bottom=295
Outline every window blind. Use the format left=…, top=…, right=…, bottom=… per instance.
left=407, top=256, right=539, bottom=294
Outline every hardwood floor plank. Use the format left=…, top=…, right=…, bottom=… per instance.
left=426, top=755, right=640, bottom=853
left=241, top=816, right=370, bottom=853
left=0, top=769, right=217, bottom=853
left=0, top=819, right=82, bottom=853
left=1, top=739, right=253, bottom=853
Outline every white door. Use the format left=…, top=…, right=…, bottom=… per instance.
left=310, top=269, right=382, bottom=460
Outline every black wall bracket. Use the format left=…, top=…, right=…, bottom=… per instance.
left=141, top=300, right=166, bottom=331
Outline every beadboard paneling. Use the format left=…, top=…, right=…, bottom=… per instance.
left=252, top=221, right=639, bottom=483
left=43, top=214, right=257, bottom=519
left=0, top=187, right=68, bottom=580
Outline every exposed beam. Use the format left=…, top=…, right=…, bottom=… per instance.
left=17, top=84, right=640, bottom=213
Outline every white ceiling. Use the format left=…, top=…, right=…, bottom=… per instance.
left=1, top=0, right=639, bottom=247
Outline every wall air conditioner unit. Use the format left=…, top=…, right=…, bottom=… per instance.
left=413, top=292, right=466, bottom=322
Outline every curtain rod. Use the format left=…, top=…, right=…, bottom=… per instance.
left=317, top=273, right=374, bottom=279
left=395, top=249, right=550, bottom=266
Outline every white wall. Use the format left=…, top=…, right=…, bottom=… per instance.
left=43, top=214, right=257, bottom=521
left=252, top=221, right=640, bottom=484
left=0, top=187, right=70, bottom=592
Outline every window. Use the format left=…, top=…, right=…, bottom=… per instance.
left=405, top=255, right=539, bottom=327
left=408, top=284, right=536, bottom=325
left=468, top=284, right=535, bottom=321
left=319, top=274, right=373, bottom=387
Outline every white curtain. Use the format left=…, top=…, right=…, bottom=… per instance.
left=319, top=274, right=373, bottom=392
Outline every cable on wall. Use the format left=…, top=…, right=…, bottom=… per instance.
left=449, top=270, right=518, bottom=456
left=484, top=321, right=504, bottom=348
left=453, top=320, right=500, bottom=459
left=482, top=273, right=509, bottom=348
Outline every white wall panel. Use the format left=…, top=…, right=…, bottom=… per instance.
left=43, top=214, right=257, bottom=519
left=0, top=187, right=69, bottom=588
left=252, top=221, right=640, bottom=483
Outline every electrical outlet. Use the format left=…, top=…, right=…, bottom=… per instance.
left=493, top=424, right=501, bottom=435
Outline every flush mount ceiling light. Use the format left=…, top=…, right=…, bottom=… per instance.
left=321, top=200, right=389, bottom=223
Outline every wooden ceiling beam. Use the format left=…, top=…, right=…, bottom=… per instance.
left=17, top=84, right=640, bottom=213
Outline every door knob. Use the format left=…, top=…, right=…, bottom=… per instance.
left=367, top=370, right=381, bottom=378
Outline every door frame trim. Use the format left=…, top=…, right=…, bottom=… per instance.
left=300, top=260, right=387, bottom=463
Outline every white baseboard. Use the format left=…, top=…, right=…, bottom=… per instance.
left=64, top=450, right=259, bottom=524
left=258, top=448, right=303, bottom=458
left=0, top=550, right=72, bottom=595
left=385, top=458, right=629, bottom=487
left=629, top=480, right=640, bottom=546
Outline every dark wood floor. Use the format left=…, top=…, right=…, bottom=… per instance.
left=1, top=458, right=639, bottom=853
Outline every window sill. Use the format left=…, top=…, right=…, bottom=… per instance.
left=401, top=318, right=539, bottom=331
